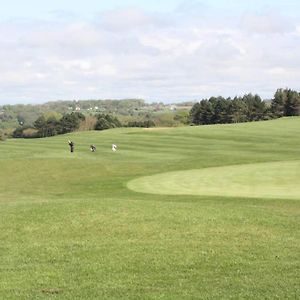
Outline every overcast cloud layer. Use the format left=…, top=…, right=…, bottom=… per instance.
left=1, top=0, right=300, bottom=104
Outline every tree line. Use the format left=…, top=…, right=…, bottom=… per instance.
left=0, top=98, right=189, bottom=131
left=5, top=87, right=300, bottom=139
left=271, top=88, right=300, bottom=117
left=0, top=99, right=146, bottom=130
left=12, top=112, right=142, bottom=138
left=189, top=88, right=300, bottom=125
left=11, top=110, right=182, bottom=138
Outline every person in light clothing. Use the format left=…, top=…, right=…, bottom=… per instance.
left=112, top=144, right=117, bottom=152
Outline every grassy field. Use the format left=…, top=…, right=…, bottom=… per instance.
left=0, top=117, right=299, bottom=299
left=128, top=160, right=300, bottom=199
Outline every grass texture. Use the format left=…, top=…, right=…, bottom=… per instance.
left=128, top=160, right=300, bottom=199
left=0, top=117, right=299, bottom=299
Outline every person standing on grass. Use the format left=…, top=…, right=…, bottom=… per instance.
left=68, top=140, right=74, bottom=153
left=90, top=144, right=96, bottom=152
left=112, top=144, right=117, bottom=152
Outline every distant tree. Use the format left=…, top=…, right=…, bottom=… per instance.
left=34, top=116, right=48, bottom=137
left=201, top=100, right=215, bottom=124
left=242, top=93, right=266, bottom=121
left=45, top=116, right=60, bottom=136
left=143, top=120, right=155, bottom=127
left=95, top=117, right=111, bottom=130
left=189, top=103, right=201, bottom=124
left=17, top=114, right=25, bottom=126
left=32, top=112, right=83, bottom=137
left=43, top=111, right=63, bottom=122
left=284, top=89, right=300, bottom=116
left=271, top=89, right=287, bottom=117
left=0, top=129, right=6, bottom=141
left=271, top=88, right=300, bottom=117
left=190, top=100, right=214, bottom=125
left=190, top=93, right=270, bottom=125
left=12, top=126, right=38, bottom=138
left=34, top=114, right=59, bottom=137
left=0, top=111, right=14, bottom=122
left=152, top=112, right=177, bottom=127
left=78, top=115, right=98, bottom=131
left=209, top=97, right=231, bottom=123
left=127, top=120, right=155, bottom=128
left=103, top=114, right=122, bottom=127
left=95, top=114, right=121, bottom=130
left=60, top=112, right=85, bottom=134
left=174, top=110, right=189, bottom=125
left=228, top=98, right=248, bottom=123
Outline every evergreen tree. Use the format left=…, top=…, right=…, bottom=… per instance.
left=95, top=114, right=122, bottom=130
left=271, top=89, right=287, bottom=117
left=285, top=89, right=300, bottom=116
left=189, top=103, right=201, bottom=124
left=60, top=112, right=85, bottom=134
left=271, top=88, right=300, bottom=117
left=34, top=116, right=48, bottom=137
left=243, top=93, right=266, bottom=121
left=228, top=98, right=248, bottom=123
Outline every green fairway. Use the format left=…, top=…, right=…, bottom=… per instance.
left=128, top=160, right=300, bottom=199
left=0, top=117, right=299, bottom=299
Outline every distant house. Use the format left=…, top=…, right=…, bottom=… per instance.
left=75, top=105, right=81, bottom=111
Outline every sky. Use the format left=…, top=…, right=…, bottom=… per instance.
left=0, top=0, right=300, bottom=104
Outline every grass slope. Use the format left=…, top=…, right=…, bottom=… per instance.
left=0, top=117, right=299, bottom=299
left=128, top=160, right=300, bottom=199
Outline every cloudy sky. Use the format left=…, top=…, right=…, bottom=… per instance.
left=1, top=0, right=300, bottom=104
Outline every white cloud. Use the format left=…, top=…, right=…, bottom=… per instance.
left=0, top=4, right=300, bottom=104
left=99, top=8, right=153, bottom=31
left=241, top=11, right=294, bottom=34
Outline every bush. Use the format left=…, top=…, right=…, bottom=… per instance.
left=22, top=128, right=39, bottom=138
left=12, top=127, right=25, bottom=138
left=127, top=120, right=155, bottom=128
left=12, top=126, right=38, bottom=138
left=0, top=130, right=6, bottom=141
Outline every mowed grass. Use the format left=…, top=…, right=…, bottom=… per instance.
left=128, top=160, right=300, bottom=199
left=0, top=117, right=299, bottom=299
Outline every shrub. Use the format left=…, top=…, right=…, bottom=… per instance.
left=12, top=126, right=38, bottom=138
left=127, top=120, right=155, bottom=128
left=0, top=130, right=6, bottom=141
left=22, top=128, right=39, bottom=138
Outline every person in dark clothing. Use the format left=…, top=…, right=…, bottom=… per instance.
left=68, top=140, right=74, bottom=152
left=90, top=144, right=96, bottom=152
